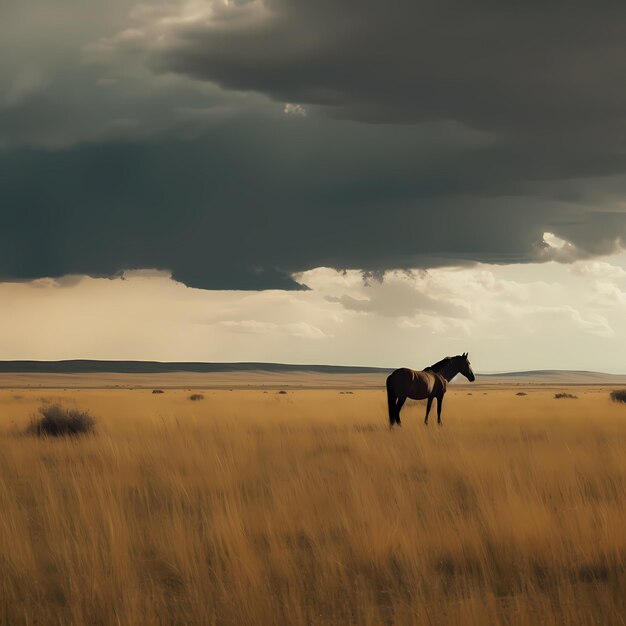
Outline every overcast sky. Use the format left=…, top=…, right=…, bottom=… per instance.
left=3, top=1, right=626, bottom=371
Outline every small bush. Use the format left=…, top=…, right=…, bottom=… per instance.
left=610, top=389, right=626, bottom=403
left=27, top=404, right=95, bottom=437
left=152, top=389, right=165, bottom=394
left=277, top=390, right=288, bottom=395
left=555, top=393, right=578, bottom=399
left=189, top=394, right=204, bottom=401
left=516, top=392, right=527, bottom=396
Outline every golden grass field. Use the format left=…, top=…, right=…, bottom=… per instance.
left=1, top=383, right=626, bottom=625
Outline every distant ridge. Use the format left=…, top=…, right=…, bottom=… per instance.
left=480, top=369, right=618, bottom=378
left=0, top=361, right=625, bottom=384
left=476, top=369, right=626, bottom=384
left=0, top=360, right=391, bottom=375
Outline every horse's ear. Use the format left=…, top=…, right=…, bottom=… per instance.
left=463, top=352, right=468, bottom=358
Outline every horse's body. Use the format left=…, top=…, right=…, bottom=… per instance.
left=386, top=353, right=475, bottom=427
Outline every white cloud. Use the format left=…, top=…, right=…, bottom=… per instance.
left=540, top=231, right=583, bottom=262
left=507, top=304, right=613, bottom=338
left=571, top=260, right=626, bottom=279
left=592, top=281, right=626, bottom=307
left=3, top=254, right=626, bottom=370
left=283, top=103, right=307, bottom=117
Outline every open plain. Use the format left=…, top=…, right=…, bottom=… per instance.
left=1, top=377, right=625, bottom=625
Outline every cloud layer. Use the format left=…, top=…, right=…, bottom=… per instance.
left=3, top=256, right=626, bottom=371
left=1, top=0, right=626, bottom=288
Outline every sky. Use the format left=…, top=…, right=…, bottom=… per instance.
left=2, top=1, right=626, bottom=371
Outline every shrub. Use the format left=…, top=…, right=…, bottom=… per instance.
left=27, top=404, right=95, bottom=437
left=516, top=392, right=527, bottom=396
left=189, top=394, right=204, bottom=401
left=555, top=393, right=578, bottom=399
left=610, top=389, right=626, bottom=403
left=277, top=390, right=288, bottom=395
left=152, top=389, right=165, bottom=394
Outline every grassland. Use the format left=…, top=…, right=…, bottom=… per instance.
left=1, top=385, right=625, bottom=625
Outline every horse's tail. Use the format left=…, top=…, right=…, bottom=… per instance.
left=386, top=374, right=396, bottom=426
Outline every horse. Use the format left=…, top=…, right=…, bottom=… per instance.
left=386, top=353, right=475, bottom=427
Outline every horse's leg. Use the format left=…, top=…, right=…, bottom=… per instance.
left=436, top=393, right=444, bottom=426
left=386, top=376, right=397, bottom=428
left=396, top=395, right=406, bottom=426
left=424, top=396, right=433, bottom=425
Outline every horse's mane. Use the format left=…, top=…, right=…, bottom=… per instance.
left=426, top=356, right=452, bottom=372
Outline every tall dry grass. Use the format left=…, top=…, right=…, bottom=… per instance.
left=0, top=388, right=625, bottom=625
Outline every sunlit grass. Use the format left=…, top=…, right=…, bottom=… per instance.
left=0, top=388, right=625, bottom=625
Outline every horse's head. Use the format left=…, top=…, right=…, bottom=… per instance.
left=456, top=352, right=475, bottom=382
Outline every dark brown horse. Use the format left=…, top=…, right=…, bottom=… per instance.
left=386, top=353, right=475, bottom=427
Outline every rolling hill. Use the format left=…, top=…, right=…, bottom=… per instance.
left=0, top=360, right=625, bottom=388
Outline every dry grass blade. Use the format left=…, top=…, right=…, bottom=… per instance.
left=1, top=387, right=626, bottom=625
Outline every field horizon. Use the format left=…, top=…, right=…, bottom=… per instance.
left=2, top=360, right=626, bottom=390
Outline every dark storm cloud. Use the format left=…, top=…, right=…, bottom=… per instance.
left=1, top=114, right=623, bottom=290
left=154, top=1, right=625, bottom=124
left=153, top=1, right=626, bottom=172
left=2, top=0, right=626, bottom=289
